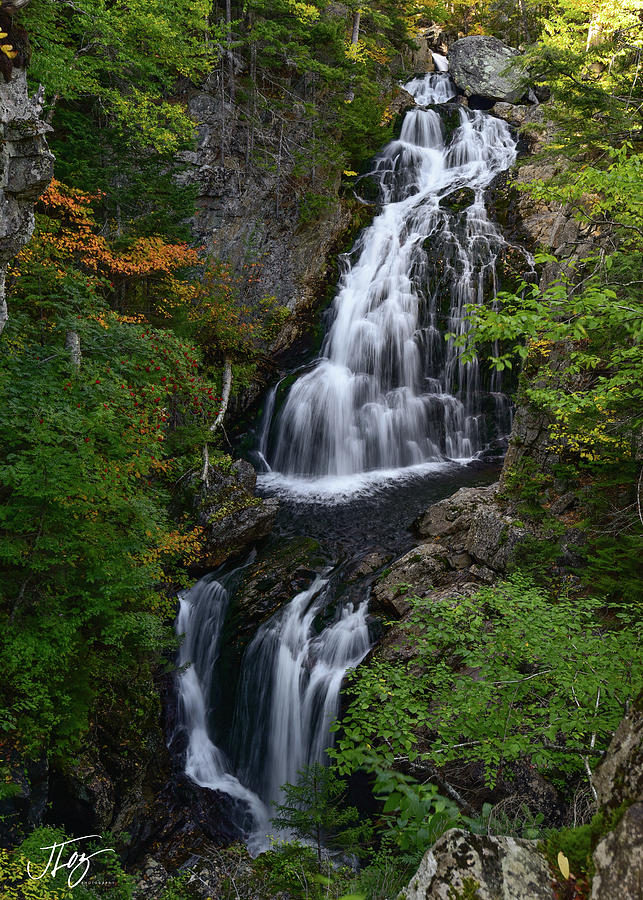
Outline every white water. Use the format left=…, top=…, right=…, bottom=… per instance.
left=231, top=578, right=371, bottom=814
left=176, top=73, right=522, bottom=854
left=268, top=73, right=517, bottom=480
left=176, top=573, right=371, bottom=851
left=432, top=51, right=449, bottom=72
left=175, top=577, right=269, bottom=845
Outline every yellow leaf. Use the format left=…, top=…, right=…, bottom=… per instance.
left=558, top=852, right=570, bottom=880
left=1, top=44, right=17, bottom=59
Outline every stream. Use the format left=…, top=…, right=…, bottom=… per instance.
left=174, top=70, right=521, bottom=852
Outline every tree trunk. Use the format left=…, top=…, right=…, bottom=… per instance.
left=346, top=8, right=361, bottom=103
left=65, top=330, right=82, bottom=367
left=350, top=7, right=361, bottom=45
left=0, top=270, right=7, bottom=337
left=202, top=357, right=233, bottom=482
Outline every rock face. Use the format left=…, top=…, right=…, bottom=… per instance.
left=449, top=36, right=526, bottom=103
left=415, top=483, right=531, bottom=574
left=181, top=74, right=356, bottom=360
left=370, top=483, right=538, bottom=619
left=197, top=459, right=278, bottom=567
left=0, top=14, right=54, bottom=334
left=590, top=694, right=643, bottom=900
left=402, top=828, right=554, bottom=900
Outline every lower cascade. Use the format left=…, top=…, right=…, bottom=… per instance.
left=268, top=72, right=518, bottom=479
left=175, top=573, right=371, bottom=849
left=230, top=578, right=370, bottom=808
left=174, top=576, right=268, bottom=842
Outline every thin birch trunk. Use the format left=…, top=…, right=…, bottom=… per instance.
left=346, top=8, right=361, bottom=103
left=202, top=357, right=233, bottom=482
left=65, top=330, right=82, bottom=367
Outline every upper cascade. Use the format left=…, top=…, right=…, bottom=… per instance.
left=267, top=73, right=517, bottom=480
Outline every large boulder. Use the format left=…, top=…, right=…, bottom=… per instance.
left=401, top=828, right=554, bottom=899
left=449, top=36, right=527, bottom=104
left=590, top=693, right=643, bottom=899
left=371, top=543, right=451, bottom=618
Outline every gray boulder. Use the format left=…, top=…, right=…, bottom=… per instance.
left=402, top=828, right=554, bottom=899
left=371, top=543, right=450, bottom=618
left=590, top=693, right=643, bottom=899
left=466, top=506, right=530, bottom=571
left=449, top=36, right=527, bottom=104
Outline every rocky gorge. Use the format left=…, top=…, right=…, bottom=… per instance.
left=0, top=6, right=640, bottom=900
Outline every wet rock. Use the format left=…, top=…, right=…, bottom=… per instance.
left=445, top=551, right=472, bottom=570
left=593, top=693, right=643, bottom=811
left=134, top=856, right=168, bottom=899
left=197, top=460, right=278, bottom=567
left=440, top=187, right=475, bottom=212
left=591, top=803, right=643, bottom=900
left=232, top=536, right=324, bottom=635
left=123, top=774, right=248, bottom=871
left=349, top=550, right=391, bottom=579
left=371, top=543, right=450, bottom=617
left=449, top=36, right=528, bottom=104
left=0, top=754, right=48, bottom=845
left=182, top=75, right=356, bottom=366
left=491, top=101, right=534, bottom=128
left=469, top=564, right=496, bottom=584
left=401, top=828, right=554, bottom=899
left=48, top=754, right=115, bottom=834
left=389, top=87, right=416, bottom=121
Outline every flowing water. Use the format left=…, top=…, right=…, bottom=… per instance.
left=268, top=73, right=516, bottom=480
left=231, top=577, right=371, bottom=808
left=174, top=575, right=269, bottom=844
left=175, top=72, right=523, bottom=851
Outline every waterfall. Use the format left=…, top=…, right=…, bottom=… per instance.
left=268, top=73, right=517, bottom=480
left=231, top=578, right=371, bottom=810
left=176, top=573, right=371, bottom=849
left=431, top=51, right=449, bottom=72
left=174, top=576, right=269, bottom=839
left=176, top=72, right=523, bottom=853
left=255, top=382, right=278, bottom=472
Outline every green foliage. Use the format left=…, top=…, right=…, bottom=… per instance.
left=20, top=0, right=221, bottom=152
left=349, top=840, right=420, bottom=900
left=544, top=823, right=594, bottom=880
left=252, top=839, right=355, bottom=900
left=298, top=192, right=335, bottom=227
left=448, top=879, right=482, bottom=900
left=333, top=574, right=642, bottom=787
left=452, top=254, right=643, bottom=467
left=373, top=769, right=459, bottom=853
left=462, top=800, right=545, bottom=840
left=522, top=0, right=643, bottom=164
left=272, top=763, right=372, bottom=865
left=542, top=805, right=628, bottom=882
left=0, top=308, right=213, bottom=758
left=0, top=827, right=136, bottom=899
